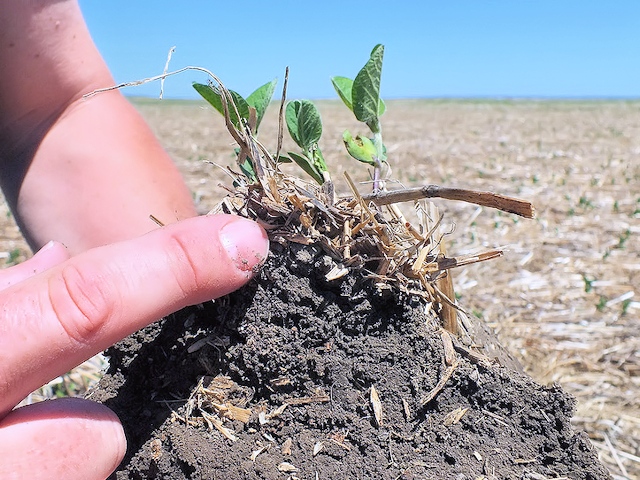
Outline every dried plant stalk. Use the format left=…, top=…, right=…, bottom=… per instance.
left=362, top=185, right=535, bottom=218
left=436, top=242, right=458, bottom=335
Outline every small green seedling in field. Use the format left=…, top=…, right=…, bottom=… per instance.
left=596, top=295, right=608, bottom=312
left=5, top=248, right=21, bottom=266
left=616, top=228, right=631, bottom=249
left=582, top=274, right=595, bottom=293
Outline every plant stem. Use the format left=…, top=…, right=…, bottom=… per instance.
left=372, top=157, right=381, bottom=193
left=372, top=131, right=384, bottom=193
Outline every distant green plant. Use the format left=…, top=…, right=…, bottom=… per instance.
left=596, top=295, right=608, bottom=312
left=578, top=194, right=595, bottom=210
left=582, top=274, right=595, bottom=293
left=616, top=228, right=631, bottom=249
left=5, top=248, right=21, bottom=266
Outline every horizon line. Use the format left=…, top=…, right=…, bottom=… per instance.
left=125, top=94, right=640, bottom=102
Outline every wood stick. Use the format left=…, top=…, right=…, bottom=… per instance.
left=360, top=185, right=535, bottom=219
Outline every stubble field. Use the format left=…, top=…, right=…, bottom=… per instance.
left=2, top=98, right=638, bottom=478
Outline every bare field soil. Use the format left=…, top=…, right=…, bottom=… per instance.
left=2, top=98, right=638, bottom=478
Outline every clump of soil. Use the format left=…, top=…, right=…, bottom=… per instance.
left=91, top=241, right=610, bottom=480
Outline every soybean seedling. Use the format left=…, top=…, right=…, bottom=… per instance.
left=332, top=44, right=387, bottom=192
left=283, top=99, right=330, bottom=185
left=193, top=78, right=278, bottom=182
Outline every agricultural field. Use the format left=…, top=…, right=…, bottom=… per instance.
left=3, top=98, right=638, bottom=478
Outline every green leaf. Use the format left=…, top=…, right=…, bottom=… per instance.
left=275, top=155, right=292, bottom=164
left=193, top=82, right=250, bottom=130
left=331, top=76, right=354, bottom=111
left=246, top=78, right=277, bottom=132
left=285, top=101, right=301, bottom=146
left=286, top=100, right=323, bottom=150
left=288, top=151, right=323, bottom=184
left=238, top=156, right=257, bottom=182
left=352, top=44, right=384, bottom=132
left=378, top=98, right=386, bottom=116
left=332, top=76, right=385, bottom=116
left=229, top=90, right=251, bottom=122
left=194, top=82, right=223, bottom=112
left=298, top=100, right=323, bottom=148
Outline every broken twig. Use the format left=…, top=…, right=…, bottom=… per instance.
left=361, top=185, right=535, bottom=219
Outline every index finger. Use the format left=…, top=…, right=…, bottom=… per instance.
left=0, top=214, right=268, bottom=414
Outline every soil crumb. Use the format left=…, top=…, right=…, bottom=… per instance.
left=91, top=242, right=610, bottom=480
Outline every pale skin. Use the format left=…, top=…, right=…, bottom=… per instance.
left=0, top=1, right=269, bottom=478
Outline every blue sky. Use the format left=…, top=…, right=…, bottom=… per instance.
left=79, top=1, right=640, bottom=100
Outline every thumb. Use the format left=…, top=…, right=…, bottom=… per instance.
left=0, top=398, right=125, bottom=480
left=0, top=214, right=269, bottom=414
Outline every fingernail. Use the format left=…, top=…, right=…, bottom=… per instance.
left=32, top=240, right=69, bottom=264
left=36, top=240, right=57, bottom=255
left=219, top=217, right=269, bottom=273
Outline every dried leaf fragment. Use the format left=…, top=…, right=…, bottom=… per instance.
left=281, top=437, right=293, bottom=455
left=329, top=431, right=352, bottom=451
left=150, top=439, right=163, bottom=461
left=313, top=441, right=324, bottom=456
left=370, top=386, right=383, bottom=427
left=263, top=403, right=288, bottom=422
left=277, top=462, right=298, bottom=473
left=420, top=361, right=459, bottom=406
left=270, top=376, right=291, bottom=387
left=201, top=410, right=238, bottom=442
left=250, top=445, right=269, bottom=461
left=207, top=375, right=236, bottom=390
left=258, top=410, right=268, bottom=425
left=325, top=263, right=350, bottom=281
left=443, top=406, right=469, bottom=426
left=226, top=403, right=252, bottom=423
left=402, top=398, right=411, bottom=420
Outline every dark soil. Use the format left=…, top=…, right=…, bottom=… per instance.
left=91, top=241, right=610, bottom=480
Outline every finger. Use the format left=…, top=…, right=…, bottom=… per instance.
left=0, top=241, right=70, bottom=291
left=0, top=214, right=269, bottom=414
left=0, top=398, right=125, bottom=480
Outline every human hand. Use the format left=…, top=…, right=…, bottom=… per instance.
left=0, top=214, right=269, bottom=479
